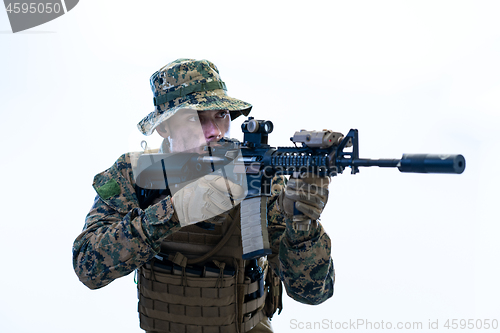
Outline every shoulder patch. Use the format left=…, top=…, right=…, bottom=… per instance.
left=96, top=179, right=121, bottom=199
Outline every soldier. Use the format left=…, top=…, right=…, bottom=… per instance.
left=73, top=59, right=335, bottom=333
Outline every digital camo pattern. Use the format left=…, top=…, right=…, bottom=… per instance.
left=137, top=59, right=252, bottom=136
left=73, top=153, right=334, bottom=305
left=73, top=153, right=181, bottom=288
left=266, top=177, right=335, bottom=305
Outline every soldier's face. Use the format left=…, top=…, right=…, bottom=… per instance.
left=157, top=109, right=231, bottom=153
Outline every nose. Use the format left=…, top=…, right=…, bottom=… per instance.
left=203, top=119, right=221, bottom=142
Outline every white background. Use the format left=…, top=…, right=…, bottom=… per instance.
left=1, top=1, right=499, bottom=332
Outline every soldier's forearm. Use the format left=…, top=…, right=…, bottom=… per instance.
left=283, top=218, right=322, bottom=245
left=278, top=222, right=334, bottom=304
left=72, top=199, right=180, bottom=289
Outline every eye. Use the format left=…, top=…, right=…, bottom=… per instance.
left=217, top=111, right=229, bottom=118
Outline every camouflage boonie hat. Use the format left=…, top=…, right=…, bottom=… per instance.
left=137, top=58, right=252, bottom=136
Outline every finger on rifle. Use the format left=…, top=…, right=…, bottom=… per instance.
left=301, top=175, right=330, bottom=188
left=284, top=188, right=326, bottom=209
left=290, top=173, right=330, bottom=187
left=286, top=178, right=330, bottom=194
left=295, top=201, right=322, bottom=220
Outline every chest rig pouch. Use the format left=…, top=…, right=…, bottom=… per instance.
left=137, top=205, right=281, bottom=333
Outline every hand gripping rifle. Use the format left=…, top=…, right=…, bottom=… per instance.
left=135, top=117, right=466, bottom=260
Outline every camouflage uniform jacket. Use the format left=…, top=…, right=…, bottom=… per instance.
left=73, top=153, right=335, bottom=305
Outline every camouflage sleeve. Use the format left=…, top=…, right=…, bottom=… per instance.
left=72, top=154, right=181, bottom=290
left=267, top=175, right=335, bottom=305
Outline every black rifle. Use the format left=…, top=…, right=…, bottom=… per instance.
left=135, top=117, right=465, bottom=260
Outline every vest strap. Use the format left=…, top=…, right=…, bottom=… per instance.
left=140, top=309, right=267, bottom=333
left=241, top=289, right=267, bottom=314
left=170, top=252, right=188, bottom=267
left=242, top=310, right=266, bottom=333
left=139, top=295, right=236, bottom=326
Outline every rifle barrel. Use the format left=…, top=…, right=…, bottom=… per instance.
left=338, top=154, right=465, bottom=174
left=349, top=159, right=400, bottom=168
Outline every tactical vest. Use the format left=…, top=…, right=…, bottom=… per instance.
left=137, top=205, right=283, bottom=333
